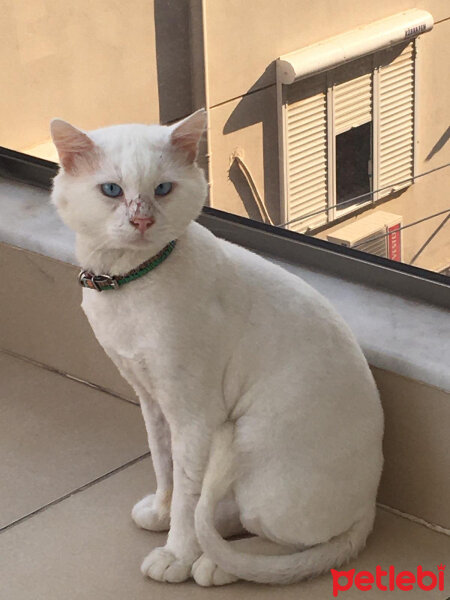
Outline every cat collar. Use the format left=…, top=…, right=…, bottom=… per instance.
left=78, top=240, right=177, bottom=291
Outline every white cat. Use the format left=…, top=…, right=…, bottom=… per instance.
left=50, top=109, right=383, bottom=586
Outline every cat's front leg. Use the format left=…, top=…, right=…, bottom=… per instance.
left=105, top=352, right=174, bottom=531
left=132, top=394, right=173, bottom=532
left=141, top=424, right=214, bottom=583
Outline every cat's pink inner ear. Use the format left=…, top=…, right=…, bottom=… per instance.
left=170, top=108, right=207, bottom=164
left=50, top=119, right=98, bottom=174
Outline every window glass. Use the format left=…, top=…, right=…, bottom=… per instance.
left=336, top=123, right=372, bottom=208
left=2, top=2, right=449, bottom=277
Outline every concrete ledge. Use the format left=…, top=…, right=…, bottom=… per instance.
left=1, top=178, right=449, bottom=392
left=0, top=242, right=136, bottom=402
left=373, top=367, right=450, bottom=530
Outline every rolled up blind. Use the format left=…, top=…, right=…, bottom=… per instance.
left=333, top=57, right=373, bottom=134
left=377, top=42, right=415, bottom=198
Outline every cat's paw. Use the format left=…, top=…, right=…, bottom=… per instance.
left=131, top=494, right=170, bottom=532
left=192, top=554, right=239, bottom=586
left=141, top=547, right=192, bottom=583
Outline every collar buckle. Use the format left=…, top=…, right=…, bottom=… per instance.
left=78, top=270, right=119, bottom=291
left=95, top=274, right=120, bottom=291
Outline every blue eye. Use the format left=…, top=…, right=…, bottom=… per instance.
left=100, top=183, right=123, bottom=198
left=155, top=182, right=172, bottom=196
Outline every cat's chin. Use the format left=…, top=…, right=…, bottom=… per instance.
left=129, top=237, right=163, bottom=252
left=129, top=237, right=153, bottom=247
left=112, top=236, right=171, bottom=259
left=113, top=232, right=160, bottom=251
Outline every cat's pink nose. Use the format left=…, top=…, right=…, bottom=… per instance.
left=130, top=217, right=155, bottom=234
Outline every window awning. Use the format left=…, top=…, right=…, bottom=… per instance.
left=277, top=9, right=433, bottom=84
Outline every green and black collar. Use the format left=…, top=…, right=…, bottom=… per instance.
left=78, top=240, right=177, bottom=292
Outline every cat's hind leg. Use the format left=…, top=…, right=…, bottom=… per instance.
left=214, top=493, right=247, bottom=538
left=192, top=536, right=296, bottom=586
left=133, top=491, right=245, bottom=536
left=193, top=420, right=376, bottom=586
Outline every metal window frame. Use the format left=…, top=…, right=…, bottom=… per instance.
left=412, top=37, right=419, bottom=182
left=199, top=206, right=449, bottom=309
left=326, top=70, right=336, bottom=222
left=372, top=51, right=381, bottom=205
left=0, top=145, right=448, bottom=308
left=0, top=147, right=57, bottom=189
left=277, top=78, right=289, bottom=227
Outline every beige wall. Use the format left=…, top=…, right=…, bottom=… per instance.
left=0, top=0, right=197, bottom=155
left=203, top=0, right=447, bottom=107
left=205, top=2, right=450, bottom=272
left=373, top=367, right=450, bottom=529
left=208, top=85, right=281, bottom=225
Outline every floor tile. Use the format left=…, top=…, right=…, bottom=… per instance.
left=1, top=457, right=448, bottom=600
left=0, top=351, right=147, bottom=528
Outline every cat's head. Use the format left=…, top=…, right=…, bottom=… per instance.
left=50, top=109, right=207, bottom=255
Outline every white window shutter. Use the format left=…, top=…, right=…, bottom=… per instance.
left=333, top=57, right=373, bottom=134
left=284, top=74, right=328, bottom=232
left=378, top=42, right=415, bottom=198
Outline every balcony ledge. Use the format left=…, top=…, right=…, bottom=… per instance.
left=1, top=177, right=449, bottom=393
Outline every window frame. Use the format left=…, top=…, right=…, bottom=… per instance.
left=327, top=58, right=374, bottom=222
left=279, top=41, right=417, bottom=232
left=330, top=115, right=374, bottom=222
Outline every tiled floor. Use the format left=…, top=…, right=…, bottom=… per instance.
left=1, top=351, right=449, bottom=599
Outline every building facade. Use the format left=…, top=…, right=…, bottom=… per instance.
left=2, top=0, right=448, bottom=272
left=198, top=0, right=449, bottom=273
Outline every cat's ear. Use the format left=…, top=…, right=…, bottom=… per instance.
left=170, top=108, right=207, bottom=164
left=50, top=119, right=98, bottom=174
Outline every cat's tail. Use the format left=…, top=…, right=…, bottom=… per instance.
left=194, top=422, right=375, bottom=585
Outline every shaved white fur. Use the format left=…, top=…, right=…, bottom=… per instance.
left=51, top=110, right=384, bottom=586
